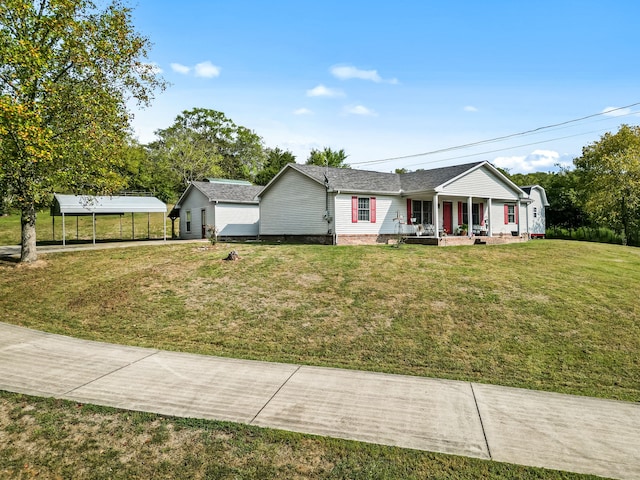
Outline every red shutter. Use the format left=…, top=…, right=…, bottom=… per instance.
left=458, top=202, right=463, bottom=223
left=504, top=204, right=509, bottom=224
left=406, top=198, right=412, bottom=225
left=371, top=197, right=376, bottom=223
left=479, top=203, right=484, bottom=226
left=352, top=196, right=358, bottom=223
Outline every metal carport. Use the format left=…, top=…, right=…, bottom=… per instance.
left=51, top=194, right=167, bottom=246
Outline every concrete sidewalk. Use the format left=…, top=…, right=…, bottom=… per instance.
left=0, top=322, right=638, bottom=479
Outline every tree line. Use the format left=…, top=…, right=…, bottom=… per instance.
left=112, top=107, right=350, bottom=205
left=506, top=124, right=640, bottom=247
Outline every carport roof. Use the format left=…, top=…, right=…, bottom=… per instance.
left=51, top=194, right=166, bottom=216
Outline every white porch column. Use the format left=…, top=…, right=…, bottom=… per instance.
left=517, top=199, right=522, bottom=236
left=433, top=194, right=439, bottom=237
left=487, top=198, right=492, bottom=237
left=467, top=196, right=472, bottom=237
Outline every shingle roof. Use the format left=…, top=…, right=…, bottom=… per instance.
left=190, top=181, right=262, bottom=203
left=289, top=164, right=402, bottom=193
left=399, top=162, right=485, bottom=192
left=287, top=161, right=486, bottom=194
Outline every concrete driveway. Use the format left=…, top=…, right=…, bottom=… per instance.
left=1, top=322, right=639, bottom=479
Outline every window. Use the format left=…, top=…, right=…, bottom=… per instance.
left=186, top=210, right=192, bottom=232
left=533, top=207, right=538, bottom=218
left=460, top=203, right=481, bottom=225
left=472, top=204, right=480, bottom=225
left=460, top=204, right=469, bottom=225
left=507, top=205, right=515, bottom=223
left=352, top=196, right=376, bottom=223
left=412, top=200, right=433, bottom=225
left=358, top=198, right=370, bottom=221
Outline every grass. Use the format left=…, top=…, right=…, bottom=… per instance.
left=0, top=209, right=173, bottom=245
left=1, top=240, right=639, bottom=402
left=0, top=391, right=602, bottom=479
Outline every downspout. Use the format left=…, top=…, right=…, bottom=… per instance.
left=324, top=174, right=335, bottom=244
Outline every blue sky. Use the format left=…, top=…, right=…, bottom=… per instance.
left=129, top=0, right=640, bottom=173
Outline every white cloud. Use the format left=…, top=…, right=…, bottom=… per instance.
left=293, top=108, right=313, bottom=115
left=194, top=61, right=221, bottom=78
left=601, top=106, right=632, bottom=117
left=493, top=149, right=568, bottom=173
left=344, top=105, right=377, bottom=116
left=306, top=84, right=344, bottom=97
left=464, top=105, right=478, bottom=112
left=330, top=64, right=398, bottom=84
left=170, top=63, right=191, bottom=75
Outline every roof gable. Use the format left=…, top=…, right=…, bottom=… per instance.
left=521, top=185, right=550, bottom=206
left=176, top=181, right=262, bottom=207
left=259, top=161, right=525, bottom=198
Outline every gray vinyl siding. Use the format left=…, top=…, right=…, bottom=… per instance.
left=260, top=169, right=328, bottom=235
left=441, top=168, right=519, bottom=200
left=527, top=189, right=546, bottom=235
left=180, top=188, right=211, bottom=240
left=216, top=203, right=259, bottom=236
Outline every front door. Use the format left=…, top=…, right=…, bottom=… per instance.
left=443, top=202, right=453, bottom=235
left=201, top=209, right=207, bottom=239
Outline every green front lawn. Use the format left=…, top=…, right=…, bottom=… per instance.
left=1, top=240, right=638, bottom=402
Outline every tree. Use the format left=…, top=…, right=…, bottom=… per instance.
left=574, top=125, right=640, bottom=244
left=508, top=169, right=585, bottom=232
left=306, top=147, right=350, bottom=168
left=0, top=0, right=164, bottom=262
left=148, top=108, right=266, bottom=194
left=255, top=147, right=296, bottom=185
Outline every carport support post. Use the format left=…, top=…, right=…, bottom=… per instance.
left=92, top=213, right=96, bottom=245
left=131, top=212, right=134, bottom=240
left=163, top=213, right=167, bottom=241
left=62, top=213, right=66, bottom=246
left=147, top=212, right=150, bottom=239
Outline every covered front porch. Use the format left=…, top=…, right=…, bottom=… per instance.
left=400, top=193, right=527, bottom=244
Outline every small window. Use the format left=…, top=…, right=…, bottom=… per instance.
left=358, top=198, right=370, bottom=221
left=186, top=210, right=192, bottom=232
left=533, top=207, right=538, bottom=218
left=507, top=205, right=515, bottom=223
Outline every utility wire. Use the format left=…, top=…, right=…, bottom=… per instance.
left=401, top=127, right=611, bottom=170
left=351, top=103, right=640, bottom=166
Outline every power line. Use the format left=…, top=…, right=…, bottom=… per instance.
left=351, top=103, right=640, bottom=167
left=401, top=128, right=610, bottom=170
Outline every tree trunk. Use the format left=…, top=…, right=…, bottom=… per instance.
left=21, top=203, right=38, bottom=263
